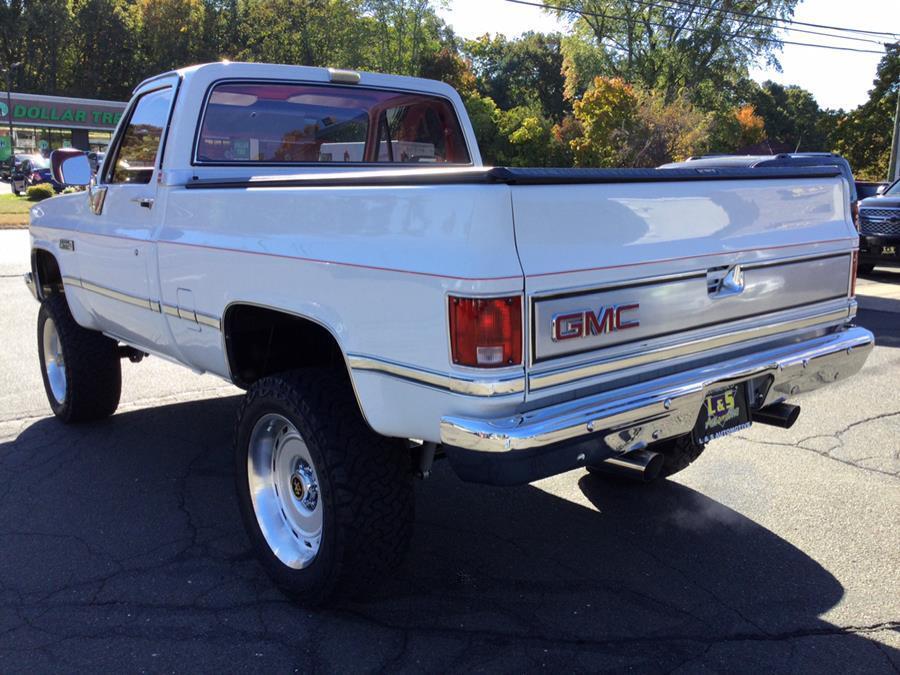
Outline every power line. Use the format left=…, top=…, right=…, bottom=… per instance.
left=615, top=0, right=900, bottom=39
left=506, top=0, right=891, bottom=54
left=617, top=0, right=891, bottom=46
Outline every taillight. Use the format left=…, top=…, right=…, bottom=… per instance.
left=850, top=249, right=858, bottom=297
left=31, top=172, right=42, bottom=181
left=449, top=295, right=522, bottom=368
left=851, top=201, right=860, bottom=232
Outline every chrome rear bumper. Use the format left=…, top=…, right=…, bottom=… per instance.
left=441, top=326, right=873, bottom=461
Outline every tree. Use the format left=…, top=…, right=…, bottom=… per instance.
left=569, top=76, right=640, bottom=166
left=545, top=0, right=799, bottom=104
left=464, top=32, right=567, bottom=121
left=749, top=80, right=827, bottom=151
left=234, top=0, right=367, bottom=69
left=135, top=0, right=210, bottom=76
left=68, top=0, right=139, bottom=100
left=364, top=0, right=446, bottom=75
left=831, top=44, right=899, bottom=181
left=419, top=46, right=477, bottom=97
left=16, top=0, right=72, bottom=94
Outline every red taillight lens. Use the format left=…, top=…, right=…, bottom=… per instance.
left=850, top=249, right=858, bottom=297
left=851, top=201, right=860, bottom=232
left=449, top=295, right=522, bottom=368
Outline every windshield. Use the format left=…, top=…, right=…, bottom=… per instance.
left=25, top=155, right=50, bottom=169
left=885, top=180, right=900, bottom=197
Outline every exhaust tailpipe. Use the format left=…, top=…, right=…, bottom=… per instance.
left=592, top=448, right=664, bottom=482
left=752, top=402, right=801, bottom=429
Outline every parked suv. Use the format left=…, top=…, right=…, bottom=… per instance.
left=660, top=153, right=861, bottom=222
left=857, top=178, right=900, bottom=273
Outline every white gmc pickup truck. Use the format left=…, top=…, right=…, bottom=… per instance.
left=26, top=62, right=873, bottom=604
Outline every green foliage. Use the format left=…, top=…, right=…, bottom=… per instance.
left=464, top=32, right=566, bottom=121
left=830, top=45, right=899, bottom=181
left=570, top=76, right=640, bottom=166
left=26, top=184, right=55, bottom=201
left=749, top=81, right=828, bottom=152
left=546, top=0, right=799, bottom=105
left=61, top=186, right=82, bottom=194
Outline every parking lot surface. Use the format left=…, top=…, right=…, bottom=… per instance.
left=0, top=230, right=897, bottom=671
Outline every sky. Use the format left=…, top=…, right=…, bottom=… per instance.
left=438, top=0, right=900, bottom=111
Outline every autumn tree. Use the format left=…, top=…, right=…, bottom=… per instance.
left=546, top=0, right=799, bottom=104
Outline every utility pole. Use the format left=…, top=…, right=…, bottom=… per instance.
left=890, top=88, right=900, bottom=182
left=2, top=63, right=22, bottom=180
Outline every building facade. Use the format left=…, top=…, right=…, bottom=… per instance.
left=0, top=92, right=126, bottom=162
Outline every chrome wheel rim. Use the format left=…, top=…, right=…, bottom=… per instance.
left=247, top=413, right=323, bottom=569
left=42, top=317, right=67, bottom=404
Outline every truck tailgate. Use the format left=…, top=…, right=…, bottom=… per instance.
left=509, top=170, right=858, bottom=396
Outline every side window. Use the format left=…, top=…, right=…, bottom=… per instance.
left=108, top=87, right=173, bottom=184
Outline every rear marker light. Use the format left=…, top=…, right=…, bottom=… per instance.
left=449, top=295, right=522, bottom=368
left=850, top=249, right=858, bottom=297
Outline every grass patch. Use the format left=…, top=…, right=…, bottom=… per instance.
left=0, top=193, right=32, bottom=228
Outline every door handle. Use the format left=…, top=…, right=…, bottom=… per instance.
left=131, top=197, right=154, bottom=209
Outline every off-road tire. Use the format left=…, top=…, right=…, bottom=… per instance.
left=234, top=368, right=414, bottom=606
left=37, top=293, right=122, bottom=423
left=656, top=434, right=706, bottom=478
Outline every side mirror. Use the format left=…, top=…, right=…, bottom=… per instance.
left=876, top=184, right=886, bottom=195
left=51, top=149, right=91, bottom=186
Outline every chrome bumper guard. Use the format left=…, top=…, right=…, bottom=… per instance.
left=441, top=326, right=874, bottom=457
left=24, top=272, right=38, bottom=301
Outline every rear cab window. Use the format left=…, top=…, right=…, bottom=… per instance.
left=195, top=82, right=470, bottom=165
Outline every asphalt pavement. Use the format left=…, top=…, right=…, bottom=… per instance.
left=0, top=230, right=897, bottom=671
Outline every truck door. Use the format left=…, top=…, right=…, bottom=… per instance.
left=76, top=80, right=176, bottom=349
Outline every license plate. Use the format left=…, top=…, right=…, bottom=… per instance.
left=693, top=385, right=751, bottom=444
left=882, top=246, right=896, bottom=257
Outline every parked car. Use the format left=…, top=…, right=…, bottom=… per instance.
left=856, top=180, right=889, bottom=201
left=87, top=151, right=105, bottom=175
left=17, top=154, right=63, bottom=192
left=27, top=63, right=873, bottom=605
left=660, top=153, right=862, bottom=224
left=3, top=154, right=32, bottom=194
left=857, top=178, right=900, bottom=274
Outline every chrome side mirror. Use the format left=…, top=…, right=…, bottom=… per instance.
left=876, top=184, right=886, bottom=195
left=51, top=149, right=92, bottom=186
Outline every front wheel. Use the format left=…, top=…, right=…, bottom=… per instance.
left=234, top=369, right=414, bottom=605
left=857, top=262, right=875, bottom=276
left=37, top=294, right=121, bottom=423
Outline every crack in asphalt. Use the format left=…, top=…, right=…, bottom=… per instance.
left=736, top=409, right=900, bottom=478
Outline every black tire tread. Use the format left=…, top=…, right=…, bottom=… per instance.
left=657, top=434, right=706, bottom=478
left=234, top=368, right=413, bottom=605
left=38, top=294, right=121, bottom=423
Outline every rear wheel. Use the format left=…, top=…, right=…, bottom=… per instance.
left=857, top=262, right=875, bottom=276
left=234, top=368, right=413, bottom=605
left=656, top=434, right=706, bottom=478
left=37, top=294, right=121, bottom=423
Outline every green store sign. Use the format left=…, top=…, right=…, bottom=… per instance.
left=7, top=104, right=122, bottom=126
left=0, top=94, right=125, bottom=130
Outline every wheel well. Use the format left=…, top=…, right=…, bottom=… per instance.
left=32, top=249, right=63, bottom=299
left=223, top=304, right=346, bottom=388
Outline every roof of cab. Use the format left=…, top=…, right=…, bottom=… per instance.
left=133, top=61, right=462, bottom=100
